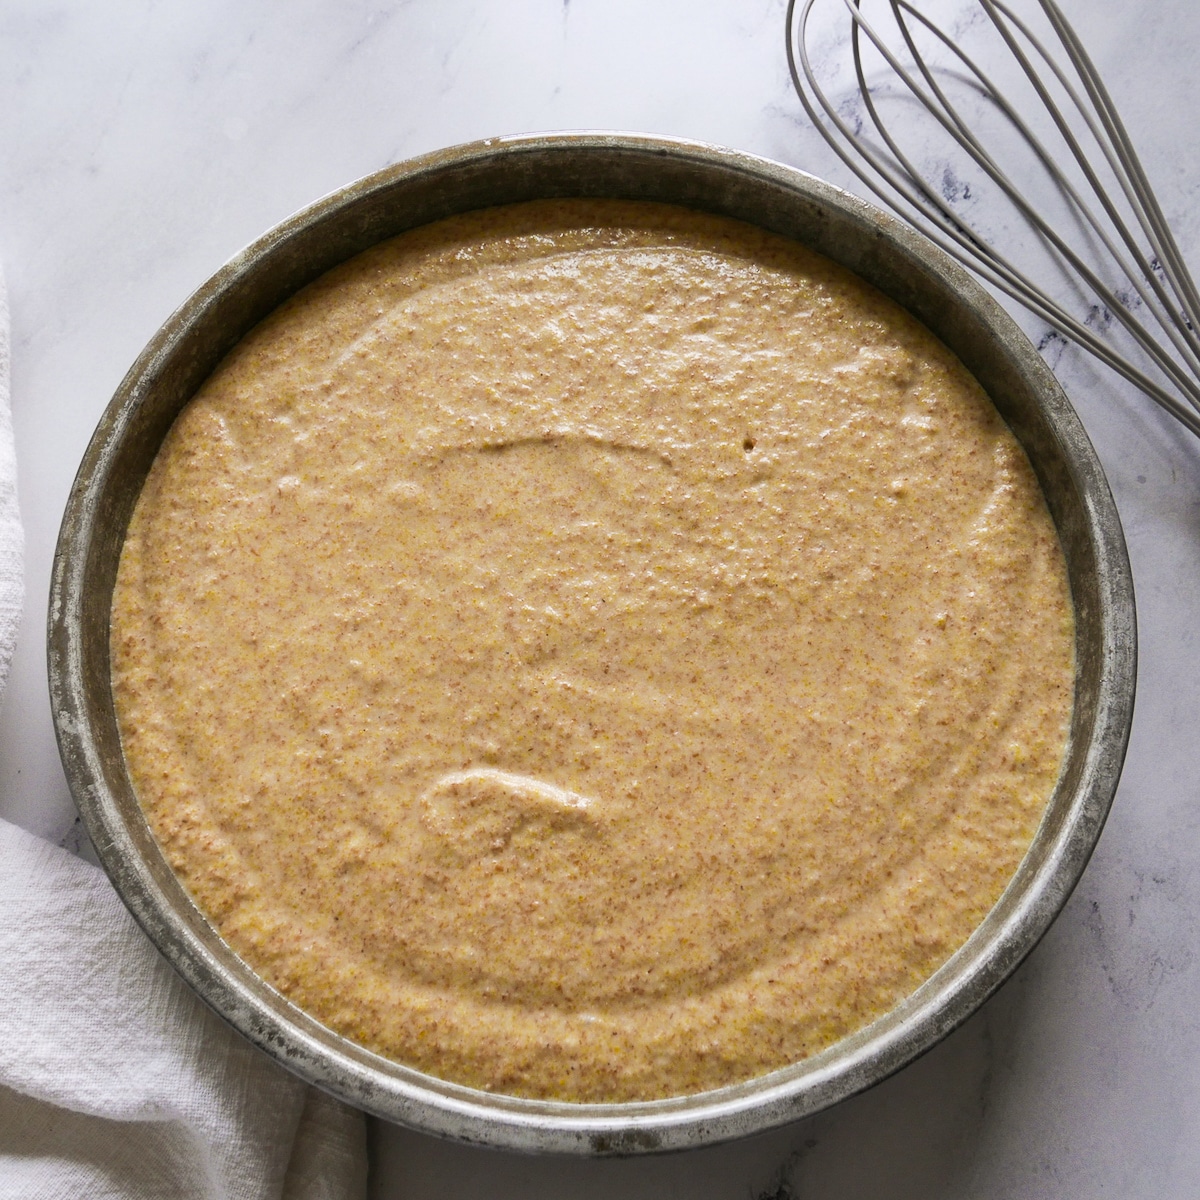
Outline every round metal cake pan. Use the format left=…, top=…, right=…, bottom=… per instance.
left=48, top=133, right=1135, bottom=1155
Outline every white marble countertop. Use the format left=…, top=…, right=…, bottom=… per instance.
left=3, top=1, right=1199, bottom=1195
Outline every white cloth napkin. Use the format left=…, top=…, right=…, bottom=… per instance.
left=0, top=272, right=369, bottom=1199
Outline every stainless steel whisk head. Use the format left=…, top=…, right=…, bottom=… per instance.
left=787, top=0, right=1200, bottom=436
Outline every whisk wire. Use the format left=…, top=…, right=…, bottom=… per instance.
left=978, top=0, right=1200, bottom=367
left=1046, top=4, right=1200, bottom=335
left=787, top=0, right=1200, bottom=437
left=927, top=0, right=1200, bottom=399
left=888, top=0, right=1200, bottom=395
left=813, top=0, right=1200, bottom=423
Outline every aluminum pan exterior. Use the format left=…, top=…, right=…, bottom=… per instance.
left=47, top=133, right=1135, bottom=1155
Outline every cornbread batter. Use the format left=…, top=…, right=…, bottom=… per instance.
left=110, top=200, right=1074, bottom=1101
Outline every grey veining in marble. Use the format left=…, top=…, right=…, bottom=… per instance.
left=2, top=0, right=1199, bottom=1195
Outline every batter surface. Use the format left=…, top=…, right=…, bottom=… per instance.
left=111, top=200, right=1074, bottom=1101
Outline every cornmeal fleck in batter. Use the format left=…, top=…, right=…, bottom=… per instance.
left=111, top=200, right=1074, bottom=1101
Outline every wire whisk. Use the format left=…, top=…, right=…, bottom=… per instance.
left=787, top=0, right=1200, bottom=437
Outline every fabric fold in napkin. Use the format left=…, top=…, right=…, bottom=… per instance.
left=0, top=269, right=22, bottom=693
left=0, top=271, right=368, bottom=1198
left=0, top=821, right=368, bottom=1199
